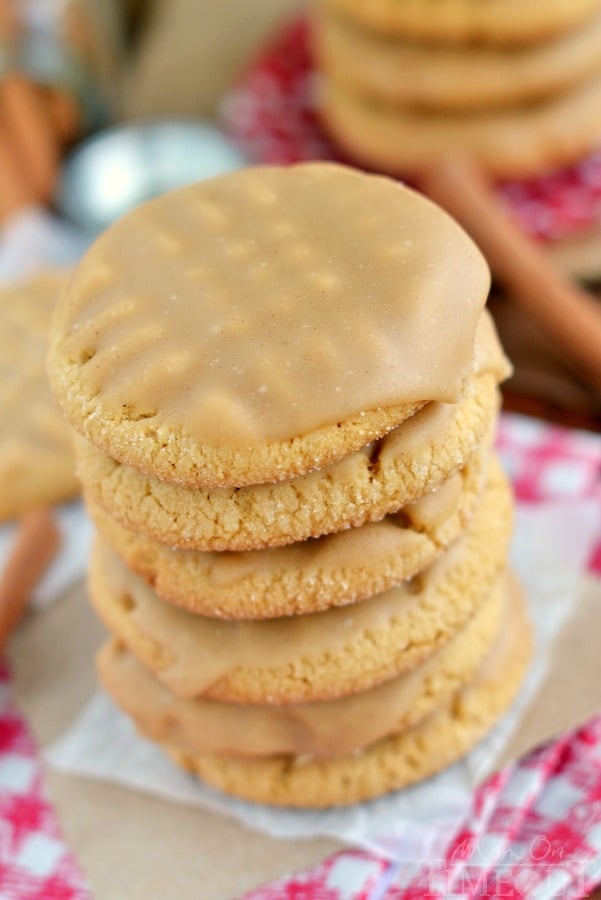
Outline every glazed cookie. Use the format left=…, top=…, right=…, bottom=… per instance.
left=74, top=375, right=499, bottom=551
left=88, top=458, right=512, bottom=704
left=321, top=0, right=601, bottom=46
left=48, top=164, right=489, bottom=489
left=315, top=9, right=601, bottom=111
left=0, top=271, right=79, bottom=521
left=86, top=441, right=488, bottom=619
left=75, top=306, right=507, bottom=553
left=321, top=75, right=601, bottom=179
left=98, top=571, right=507, bottom=760
left=76, top=372, right=499, bottom=552
left=76, top=369, right=501, bottom=552
left=168, top=582, right=531, bottom=806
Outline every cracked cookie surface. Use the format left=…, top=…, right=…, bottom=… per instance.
left=86, top=441, right=488, bottom=619
left=76, top=370, right=501, bottom=552
left=88, top=458, right=512, bottom=704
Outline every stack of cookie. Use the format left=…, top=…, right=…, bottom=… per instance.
left=48, top=163, right=531, bottom=807
left=314, top=0, right=601, bottom=178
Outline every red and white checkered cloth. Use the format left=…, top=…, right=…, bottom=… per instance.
left=242, top=720, right=601, bottom=899
left=496, top=414, right=601, bottom=574
left=0, top=662, right=89, bottom=899
left=221, top=17, right=601, bottom=243
left=0, top=413, right=598, bottom=898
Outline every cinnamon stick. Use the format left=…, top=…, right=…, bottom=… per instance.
left=0, top=128, right=35, bottom=222
left=45, top=86, right=82, bottom=144
left=0, top=510, right=60, bottom=653
left=0, top=74, right=59, bottom=201
left=421, top=157, right=601, bottom=394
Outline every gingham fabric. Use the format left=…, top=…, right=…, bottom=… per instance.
left=0, top=413, right=597, bottom=897
left=496, top=414, right=601, bottom=574
left=0, top=661, right=89, bottom=899
left=242, top=719, right=601, bottom=899
left=221, top=18, right=601, bottom=242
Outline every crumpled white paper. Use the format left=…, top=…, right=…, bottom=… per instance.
left=46, top=500, right=600, bottom=860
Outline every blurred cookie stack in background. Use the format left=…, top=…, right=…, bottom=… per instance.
left=314, top=0, right=601, bottom=179
left=48, top=163, right=531, bottom=808
left=0, top=271, right=79, bottom=523
left=310, top=0, right=601, bottom=428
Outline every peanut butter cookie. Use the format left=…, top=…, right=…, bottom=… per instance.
left=48, top=164, right=489, bottom=489
left=0, top=271, right=78, bottom=520
left=315, top=9, right=601, bottom=111
left=321, top=75, right=601, bottom=179
left=75, top=305, right=508, bottom=552
left=322, top=0, right=601, bottom=46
